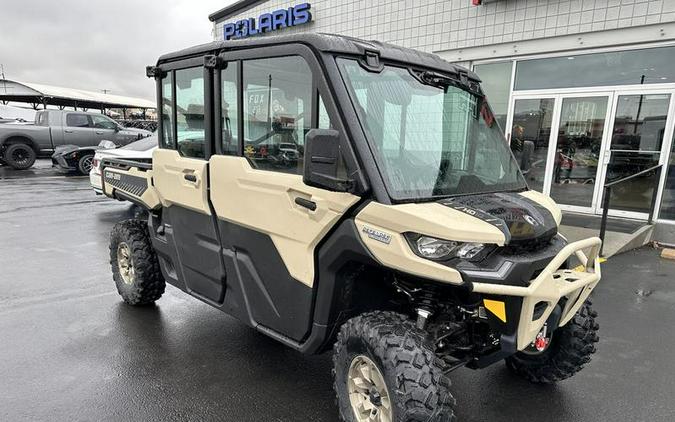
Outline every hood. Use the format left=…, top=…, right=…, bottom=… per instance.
left=96, top=147, right=155, bottom=160
left=121, top=127, right=152, bottom=135
left=52, top=144, right=99, bottom=156
left=439, top=191, right=559, bottom=244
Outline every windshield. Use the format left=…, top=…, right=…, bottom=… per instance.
left=338, top=59, right=527, bottom=201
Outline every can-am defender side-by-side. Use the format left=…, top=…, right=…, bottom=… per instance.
left=102, top=34, right=601, bottom=422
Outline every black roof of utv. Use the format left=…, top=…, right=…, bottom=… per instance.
left=157, top=32, right=480, bottom=82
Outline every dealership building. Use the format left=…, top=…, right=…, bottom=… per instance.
left=209, top=0, right=675, bottom=240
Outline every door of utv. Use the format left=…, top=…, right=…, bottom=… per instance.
left=152, top=64, right=226, bottom=304
left=209, top=46, right=360, bottom=342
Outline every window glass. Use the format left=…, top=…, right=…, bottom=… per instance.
left=660, top=132, right=675, bottom=220
left=66, top=113, right=90, bottom=128
left=550, top=96, right=608, bottom=207
left=175, top=67, right=205, bottom=158
left=243, top=56, right=312, bottom=174
left=221, top=65, right=239, bottom=155
left=338, top=59, right=525, bottom=200
left=318, top=95, right=331, bottom=129
left=515, top=46, right=675, bottom=90
left=91, top=114, right=118, bottom=130
left=473, top=61, right=512, bottom=130
left=161, top=73, right=175, bottom=149
left=510, top=98, right=554, bottom=193
left=611, top=94, right=670, bottom=152
left=36, top=112, right=47, bottom=126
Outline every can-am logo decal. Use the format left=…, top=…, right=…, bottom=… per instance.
left=222, top=3, right=312, bottom=40
left=362, top=226, right=392, bottom=244
left=105, top=171, right=121, bottom=181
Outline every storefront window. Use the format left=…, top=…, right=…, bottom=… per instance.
left=550, top=96, right=608, bottom=208
left=659, top=133, right=675, bottom=220
left=473, top=61, right=512, bottom=131
left=515, top=46, right=675, bottom=90
left=510, top=98, right=554, bottom=193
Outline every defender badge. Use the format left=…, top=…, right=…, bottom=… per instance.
left=362, top=226, right=392, bottom=244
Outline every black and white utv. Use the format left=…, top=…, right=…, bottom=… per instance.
left=102, top=33, right=601, bottom=422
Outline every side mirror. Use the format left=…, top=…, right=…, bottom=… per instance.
left=303, top=129, right=351, bottom=192
left=114, top=124, right=121, bottom=132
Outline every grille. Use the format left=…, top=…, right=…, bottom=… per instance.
left=501, top=235, right=555, bottom=255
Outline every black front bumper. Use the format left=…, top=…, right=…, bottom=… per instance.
left=456, top=234, right=567, bottom=288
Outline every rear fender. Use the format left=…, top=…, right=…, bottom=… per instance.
left=101, top=158, right=160, bottom=210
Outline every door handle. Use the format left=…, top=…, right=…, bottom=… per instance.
left=64, top=130, right=73, bottom=133
left=96, top=131, right=104, bottom=135
left=295, top=197, right=317, bottom=211
left=184, top=174, right=197, bottom=182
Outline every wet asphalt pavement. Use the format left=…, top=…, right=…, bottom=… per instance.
left=1, top=160, right=674, bottom=421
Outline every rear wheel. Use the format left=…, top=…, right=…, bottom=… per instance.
left=110, top=219, right=165, bottom=305
left=506, top=301, right=599, bottom=383
left=4, top=143, right=36, bottom=170
left=333, top=311, right=456, bottom=422
left=77, top=153, right=94, bottom=174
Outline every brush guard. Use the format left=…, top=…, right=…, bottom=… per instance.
left=471, top=237, right=602, bottom=351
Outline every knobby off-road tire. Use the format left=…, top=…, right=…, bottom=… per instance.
left=506, top=301, right=599, bottom=383
left=110, top=219, right=165, bottom=305
left=333, top=311, right=456, bottom=422
left=4, top=143, right=36, bottom=170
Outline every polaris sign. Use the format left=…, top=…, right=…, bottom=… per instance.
left=223, top=3, right=312, bottom=40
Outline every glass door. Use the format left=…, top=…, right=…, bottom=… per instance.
left=548, top=94, right=612, bottom=212
left=597, top=90, right=674, bottom=218
left=508, top=96, right=556, bottom=193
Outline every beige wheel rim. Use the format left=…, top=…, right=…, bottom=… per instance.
left=347, top=355, right=392, bottom=422
left=117, top=242, right=135, bottom=285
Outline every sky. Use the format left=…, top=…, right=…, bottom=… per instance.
left=0, top=0, right=235, bottom=101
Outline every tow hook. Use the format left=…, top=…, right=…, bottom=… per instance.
left=533, top=324, right=550, bottom=352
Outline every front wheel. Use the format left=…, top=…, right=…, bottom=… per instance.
left=77, top=153, right=95, bottom=174
left=333, top=312, right=456, bottom=422
left=110, top=219, right=165, bottom=305
left=506, top=301, right=599, bottom=383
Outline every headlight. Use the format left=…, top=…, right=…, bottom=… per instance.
left=406, top=233, right=486, bottom=260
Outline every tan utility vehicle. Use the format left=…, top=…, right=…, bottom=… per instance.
left=103, top=34, right=601, bottom=422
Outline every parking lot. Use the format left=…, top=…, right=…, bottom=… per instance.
left=1, top=161, right=674, bottom=422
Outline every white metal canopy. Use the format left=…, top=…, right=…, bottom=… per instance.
left=0, top=79, right=155, bottom=110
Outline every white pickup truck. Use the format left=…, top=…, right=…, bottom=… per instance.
left=0, top=110, right=152, bottom=170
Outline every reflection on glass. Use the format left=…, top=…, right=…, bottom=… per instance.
left=515, top=46, right=675, bottom=90
left=550, top=97, right=608, bottom=207
left=660, top=132, right=675, bottom=220
left=221, top=66, right=239, bottom=155
left=611, top=94, right=670, bottom=152
left=605, top=94, right=669, bottom=214
left=175, top=67, right=205, bottom=159
left=243, top=56, right=312, bottom=175
left=161, top=73, right=174, bottom=149
left=604, top=152, right=661, bottom=213
left=510, top=98, right=554, bottom=192
left=474, top=61, right=512, bottom=131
